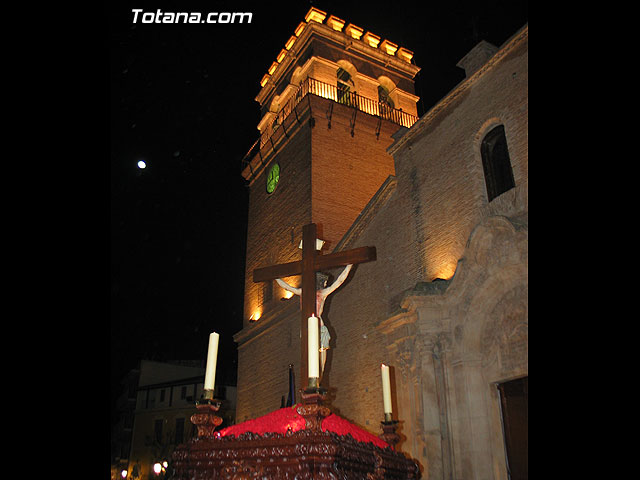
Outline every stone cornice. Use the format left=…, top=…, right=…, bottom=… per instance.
left=377, top=308, right=416, bottom=336
left=240, top=97, right=312, bottom=184
left=257, top=19, right=420, bottom=107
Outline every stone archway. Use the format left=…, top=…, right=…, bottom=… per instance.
left=448, top=215, right=528, bottom=480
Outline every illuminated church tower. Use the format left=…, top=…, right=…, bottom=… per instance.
left=235, top=7, right=420, bottom=421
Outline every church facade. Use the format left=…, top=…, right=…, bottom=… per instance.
left=234, top=8, right=528, bottom=479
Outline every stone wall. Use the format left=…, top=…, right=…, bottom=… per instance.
left=325, top=26, right=528, bottom=479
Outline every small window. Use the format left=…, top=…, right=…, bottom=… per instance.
left=481, top=125, right=515, bottom=201
left=257, top=280, right=273, bottom=308
left=160, top=389, right=165, bottom=402
left=263, top=280, right=273, bottom=304
left=181, top=386, right=187, bottom=399
left=175, top=418, right=185, bottom=444
left=154, top=419, right=163, bottom=444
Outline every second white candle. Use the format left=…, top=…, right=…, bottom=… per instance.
left=308, top=314, right=320, bottom=379
left=381, top=363, right=392, bottom=415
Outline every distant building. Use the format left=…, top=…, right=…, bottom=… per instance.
left=111, top=366, right=140, bottom=478
left=112, top=360, right=236, bottom=480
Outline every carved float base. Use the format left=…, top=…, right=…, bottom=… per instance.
left=172, top=428, right=420, bottom=479
left=173, top=390, right=420, bottom=478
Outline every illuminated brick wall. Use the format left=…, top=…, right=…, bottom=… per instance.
left=242, top=118, right=312, bottom=327
left=310, top=95, right=398, bottom=249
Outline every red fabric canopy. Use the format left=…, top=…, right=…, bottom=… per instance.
left=215, top=405, right=389, bottom=449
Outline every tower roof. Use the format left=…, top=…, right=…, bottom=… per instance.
left=256, top=6, right=419, bottom=106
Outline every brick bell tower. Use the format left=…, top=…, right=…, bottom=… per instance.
left=235, top=7, right=420, bottom=421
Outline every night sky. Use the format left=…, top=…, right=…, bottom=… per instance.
left=109, top=0, right=528, bottom=421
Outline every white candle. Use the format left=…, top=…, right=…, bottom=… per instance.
left=381, top=363, right=392, bottom=415
left=308, top=315, right=320, bottom=379
left=204, top=332, right=220, bottom=391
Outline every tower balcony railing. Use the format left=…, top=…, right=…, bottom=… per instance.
left=241, top=77, right=418, bottom=172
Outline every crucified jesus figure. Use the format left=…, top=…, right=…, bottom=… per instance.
left=276, top=264, right=353, bottom=377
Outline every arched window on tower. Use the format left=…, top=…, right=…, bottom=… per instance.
left=378, top=85, right=395, bottom=120
left=480, top=125, right=515, bottom=201
left=337, top=67, right=354, bottom=105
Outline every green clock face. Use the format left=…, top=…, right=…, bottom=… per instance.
left=266, top=163, right=280, bottom=194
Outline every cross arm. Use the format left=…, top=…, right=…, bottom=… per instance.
left=314, top=246, right=376, bottom=271
left=252, top=246, right=376, bottom=283
left=253, top=260, right=302, bottom=283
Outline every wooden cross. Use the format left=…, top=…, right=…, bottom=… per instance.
left=253, top=223, right=376, bottom=391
